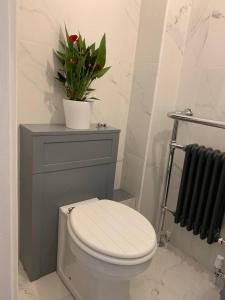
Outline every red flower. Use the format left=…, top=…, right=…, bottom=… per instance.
left=95, top=64, right=102, bottom=71
left=69, top=59, right=77, bottom=65
left=69, top=34, right=78, bottom=42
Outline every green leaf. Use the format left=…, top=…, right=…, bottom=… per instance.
left=56, top=50, right=65, bottom=58
left=55, top=72, right=66, bottom=84
left=64, top=26, right=69, bottom=41
left=95, top=34, right=106, bottom=67
left=54, top=50, right=65, bottom=65
left=59, top=41, right=66, bottom=49
left=73, top=42, right=79, bottom=51
left=78, top=33, right=83, bottom=50
left=89, top=43, right=95, bottom=52
left=54, top=27, right=110, bottom=100
left=56, top=78, right=65, bottom=83
left=65, top=25, right=75, bottom=52
left=83, top=38, right=86, bottom=51
left=95, top=66, right=111, bottom=78
left=88, top=97, right=101, bottom=100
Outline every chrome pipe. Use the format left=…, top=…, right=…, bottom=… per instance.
left=171, top=142, right=185, bottom=150
left=158, top=108, right=225, bottom=247
left=157, top=119, right=179, bottom=246
left=164, top=206, right=176, bottom=216
left=157, top=109, right=193, bottom=246
left=168, top=109, right=225, bottom=130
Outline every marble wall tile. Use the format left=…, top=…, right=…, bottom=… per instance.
left=121, top=0, right=167, bottom=197
left=161, top=0, right=225, bottom=272
left=17, top=40, right=65, bottom=124
left=121, top=152, right=144, bottom=197
left=138, top=164, right=164, bottom=223
left=17, top=0, right=142, bottom=188
left=138, top=0, right=192, bottom=223
left=114, top=161, right=123, bottom=190
left=124, top=64, right=158, bottom=160
left=166, top=0, right=192, bottom=55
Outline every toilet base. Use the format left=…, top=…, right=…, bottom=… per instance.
left=59, top=264, right=131, bottom=300
left=58, top=240, right=131, bottom=300
left=57, top=203, right=133, bottom=300
left=57, top=201, right=155, bottom=300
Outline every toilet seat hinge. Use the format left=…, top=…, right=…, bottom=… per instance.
left=68, top=207, right=75, bottom=215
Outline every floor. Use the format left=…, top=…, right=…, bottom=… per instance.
left=18, top=246, right=221, bottom=300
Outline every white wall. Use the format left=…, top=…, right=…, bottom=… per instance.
left=0, top=0, right=17, bottom=298
left=166, top=0, right=225, bottom=272
left=121, top=0, right=168, bottom=197
left=138, top=0, right=225, bottom=272
left=16, top=0, right=142, bottom=188
left=139, top=0, right=192, bottom=223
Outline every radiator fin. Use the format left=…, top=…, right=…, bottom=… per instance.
left=175, top=145, right=225, bottom=244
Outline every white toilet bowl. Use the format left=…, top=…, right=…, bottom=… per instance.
left=57, top=198, right=157, bottom=300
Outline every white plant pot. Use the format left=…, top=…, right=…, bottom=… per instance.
left=63, top=99, right=92, bottom=129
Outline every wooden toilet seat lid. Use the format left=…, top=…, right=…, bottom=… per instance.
left=69, top=200, right=157, bottom=259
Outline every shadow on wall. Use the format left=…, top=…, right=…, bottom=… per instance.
left=45, top=28, right=65, bottom=124
left=149, top=129, right=171, bottom=226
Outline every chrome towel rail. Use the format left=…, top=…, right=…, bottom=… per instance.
left=158, top=108, right=225, bottom=247
left=168, top=108, right=225, bottom=129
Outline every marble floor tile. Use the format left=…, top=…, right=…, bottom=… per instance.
left=18, top=262, right=36, bottom=300
left=18, top=246, right=220, bottom=300
left=130, top=246, right=220, bottom=300
left=18, top=262, right=71, bottom=300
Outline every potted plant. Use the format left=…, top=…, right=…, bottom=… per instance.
left=54, top=27, right=110, bottom=129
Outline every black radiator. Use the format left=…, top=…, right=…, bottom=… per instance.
left=175, top=144, right=225, bottom=244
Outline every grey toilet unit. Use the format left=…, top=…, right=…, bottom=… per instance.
left=20, top=124, right=120, bottom=281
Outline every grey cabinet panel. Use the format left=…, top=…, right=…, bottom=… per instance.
left=32, top=133, right=118, bottom=173
left=20, top=124, right=119, bottom=281
left=43, top=138, right=112, bottom=163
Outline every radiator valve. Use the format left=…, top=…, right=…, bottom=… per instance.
left=215, top=255, right=224, bottom=270
left=214, top=255, right=225, bottom=282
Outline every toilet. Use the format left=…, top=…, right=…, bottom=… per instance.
left=57, top=198, right=157, bottom=300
